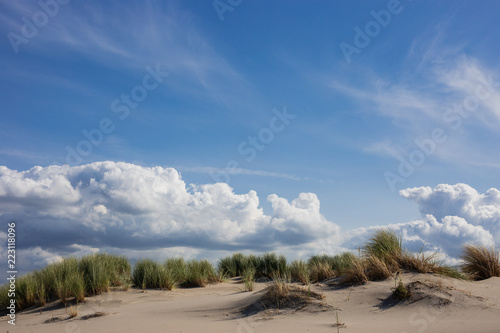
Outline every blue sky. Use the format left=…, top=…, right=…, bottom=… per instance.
left=1, top=0, right=500, bottom=274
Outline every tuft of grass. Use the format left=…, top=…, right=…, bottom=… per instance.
left=330, top=252, right=356, bottom=276
left=364, top=229, right=402, bottom=263
left=262, top=274, right=324, bottom=310
left=258, top=253, right=288, bottom=278
left=133, top=259, right=161, bottom=289
left=242, top=267, right=256, bottom=291
left=218, top=253, right=251, bottom=278
left=365, top=255, right=392, bottom=281
left=461, top=244, right=500, bottom=280
left=67, top=303, right=79, bottom=318
left=309, top=260, right=335, bottom=283
left=342, top=257, right=368, bottom=285
left=182, top=259, right=216, bottom=288
left=289, top=260, right=311, bottom=285
left=392, top=281, right=411, bottom=300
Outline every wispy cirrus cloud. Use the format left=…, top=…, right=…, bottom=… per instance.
left=177, top=166, right=306, bottom=181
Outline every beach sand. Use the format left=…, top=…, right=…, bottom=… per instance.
left=3, top=274, right=500, bottom=332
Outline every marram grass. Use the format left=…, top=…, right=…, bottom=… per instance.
left=1, top=232, right=495, bottom=313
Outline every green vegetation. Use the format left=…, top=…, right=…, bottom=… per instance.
left=1, top=231, right=496, bottom=314
left=461, top=244, right=500, bottom=280
left=0, top=253, right=130, bottom=312
left=392, top=281, right=411, bottom=300
left=242, top=267, right=256, bottom=291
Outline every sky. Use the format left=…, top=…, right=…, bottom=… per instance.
left=0, top=0, right=499, bottom=276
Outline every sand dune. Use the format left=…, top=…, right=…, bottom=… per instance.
left=3, top=274, right=499, bottom=333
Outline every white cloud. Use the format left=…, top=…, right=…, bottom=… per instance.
left=0, top=162, right=340, bottom=262
left=400, top=183, right=500, bottom=243
left=1, top=165, right=498, bottom=275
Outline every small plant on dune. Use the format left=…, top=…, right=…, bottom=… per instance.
left=66, top=302, right=79, bottom=318
left=333, top=310, right=346, bottom=332
left=262, top=273, right=324, bottom=310
left=392, top=281, right=411, bottom=300
left=391, top=271, right=411, bottom=300
left=461, top=244, right=500, bottom=280
left=242, top=267, right=256, bottom=291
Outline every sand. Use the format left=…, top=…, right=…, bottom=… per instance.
left=2, top=274, right=500, bottom=332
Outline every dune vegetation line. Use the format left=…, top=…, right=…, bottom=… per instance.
left=1, top=229, right=499, bottom=312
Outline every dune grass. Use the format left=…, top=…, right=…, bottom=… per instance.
left=182, top=259, right=217, bottom=287
left=0, top=253, right=131, bottom=312
left=132, top=257, right=219, bottom=289
left=260, top=274, right=324, bottom=310
left=461, top=244, right=500, bottom=280
left=1, top=233, right=495, bottom=313
left=289, top=260, right=310, bottom=285
left=218, top=252, right=288, bottom=279
left=242, top=267, right=256, bottom=291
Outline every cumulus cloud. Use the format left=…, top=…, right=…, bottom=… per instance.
left=0, top=162, right=340, bottom=276
left=1, top=165, right=498, bottom=276
left=341, top=215, right=494, bottom=260
left=400, top=183, right=500, bottom=242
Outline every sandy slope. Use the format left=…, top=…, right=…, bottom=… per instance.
left=2, top=274, right=499, bottom=333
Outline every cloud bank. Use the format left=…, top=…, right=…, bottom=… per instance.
left=0, top=162, right=340, bottom=273
left=0, top=162, right=498, bottom=276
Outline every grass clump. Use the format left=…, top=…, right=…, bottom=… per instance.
left=342, top=257, right=368, bottom=285
left=218, top=253, right=252, bottom=277
left=364, top=229, right=402, bottom=263
left=182, top=260, right=216, bottom=288
left=289, top=260, right=310, bottom=285
left=242, top=267, right=256, bottom=291
left=67, top=303, right=79, bottom=318
left=257, top=253, right=288, bottom=278
left=392, top=281, right=411, bottom=300
left=132, top=259, right=179, bottom=290
left=260, top=275, right=324, bottom=310
left=461, top=244, right=500, bottom=280
left=1, top=252, right=132, bottom=312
